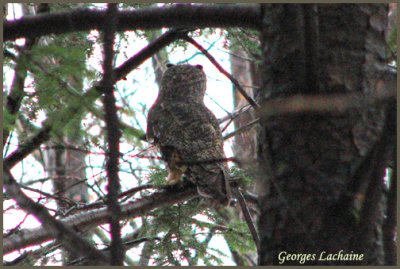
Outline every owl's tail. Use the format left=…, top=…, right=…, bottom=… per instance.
left=188, top=163, right=232, bottom=206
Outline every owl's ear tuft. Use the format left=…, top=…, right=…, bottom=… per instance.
left=166, top=63, right=175, bottom=68
left=195, top=64, right=203, bottom=70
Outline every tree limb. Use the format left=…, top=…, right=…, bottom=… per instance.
left=257, top=86, right=396, bottom=120
left=3, top=184, right=198, bottom=255
left=4, top=4, right=261, bottom=41
left=3, top=168, right=109, bottom=264
left=4, top=3, right=49, bottom=147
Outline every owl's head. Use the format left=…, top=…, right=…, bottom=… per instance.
left=159, top=64, right=207, bottom=102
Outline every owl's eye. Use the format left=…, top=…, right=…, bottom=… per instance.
left=195, top=64, right=203, bottom=70
left=166, top=63, right=175, bottom=68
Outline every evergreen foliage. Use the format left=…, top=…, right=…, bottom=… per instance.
left=3, top=3, right=257, bottom=265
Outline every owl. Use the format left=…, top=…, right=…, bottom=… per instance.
left=146, top=64, right=231, bottom=206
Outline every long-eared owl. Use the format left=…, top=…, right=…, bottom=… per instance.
left=146, top=64, right=231, bottom=205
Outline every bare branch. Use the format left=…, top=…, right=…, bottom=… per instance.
left=218, top=103, right=252, bottom=124
left=3, top=168, right=109, bottom=264
left=114, top=28, right=191, bottom=81
left=4, top=184, right=198, bottom=255
left=4, top=4, right=261, bottom=41
left=118, top=184, right=155, bottom=199
left=224, top=118, right=259, bottom=141
left=183, top=35, right=260, bottom=109
left=178, top=157, right=243, bottom=166
left=232, top=186, right=260, bottom=253
left=257, top=88, right=396, bottom=120
left=224, top=70, right=395, bottom=141
left=4, top=125, right=52, bottom=169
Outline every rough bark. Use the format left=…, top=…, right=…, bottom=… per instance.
left=257, top=4, right=392, bottom=265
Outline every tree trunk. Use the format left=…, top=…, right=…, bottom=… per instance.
left=230, top=46, right=257, bottom=163
left=228, top=39, right=260, bottom=265
left=257, top=4, right=391, bottom=265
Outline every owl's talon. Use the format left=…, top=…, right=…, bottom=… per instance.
left=166, top=177, right=181, bottom=185
left=166, top=168, right=184, bottom=185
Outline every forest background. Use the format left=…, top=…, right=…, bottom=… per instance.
left=3, top=3, right=397, bottom=266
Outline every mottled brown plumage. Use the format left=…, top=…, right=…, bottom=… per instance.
left=146, top=64, right=231, bottom=205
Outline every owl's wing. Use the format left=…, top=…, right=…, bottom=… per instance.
left=147, top=102, right=231, bottom=205
left=153, top=102, right=224, bottom=161
left=146, top=104, right=158, bottom=144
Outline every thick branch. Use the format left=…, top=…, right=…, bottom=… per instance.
left=4, top=3, right=49, bottom=146
left=257, top=88, right=396, bottom=120
left=3, top=185, right=198, bottom=255
left=4, top=4, right=261, bottom=41
left=225, top=74, right=395, bottom=140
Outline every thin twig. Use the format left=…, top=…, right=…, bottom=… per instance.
left=4, top=184, right=198, bottom=255
left=183, top=35, right=259, bottom=109
left=231, top=186, right=260, bottom=253
left=218, top=103, right=252, bottom=124
left=3, top=168, right=109, bottom=264
left=18, top=184, right=77, bottom=206
left=224, top=118, right=259, bottom=140
left=118, top=184, right=155, bottom=199
left=178, top=157, right=243, bottom=166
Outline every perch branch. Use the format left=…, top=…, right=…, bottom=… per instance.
left=3, top=168, right=109, bottom=264
left=3, top=184, right=198, bottom=255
